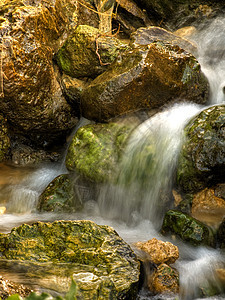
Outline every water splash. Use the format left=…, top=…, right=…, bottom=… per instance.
left=98, top=103, right=202, bottom=228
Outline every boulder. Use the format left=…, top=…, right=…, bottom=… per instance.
left=66, top=120, right=137, bottom=182
left=0, top=220, right=140, bottom=299
left=148, top=263, right=179, bottom=294
left=0, top=0, right=78, bottom=145
left=161, top=210, right=215, bottom=247
left=56, top=25, right=129, bottom=78
left=177, top=105, right=225, bottom=193
left=191, top=188, right=225, bottom=227
left=38, top=174, right=83, bottom=212
left=81, top=37, right=208, bottom=122
left=135, top=238, right=179, bottom=265
left=217, top=218, right=225, bottom=248
left=0, top=114, right=10, bottom=162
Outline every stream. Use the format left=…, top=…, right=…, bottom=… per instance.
left=0, top=18, right=225, bottom=300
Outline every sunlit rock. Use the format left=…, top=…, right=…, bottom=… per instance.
left=38, top=174, right=83, bottom=212
left=191, top=188, right=225, bottom=227
left=148, top=263, right=179, bottom=294
left=0, top=0, right=78, bottom=145
left=81, top=35, right=208, bottom=122
left=66, top=119, right=138, bottom=182
left=0, top=220, right=140, bottom=299
left=135, top=238, right=179, bottom=265
left=0, top=114, right=10, bottom=162
left=56, top=25, right=128, bottom=79
left=0, top=275, right=31, bottom=299
left=161, top=210, right=215, bottom=247
left=177, top=105, right=225, bottom=193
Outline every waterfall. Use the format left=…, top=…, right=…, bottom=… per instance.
left=98, top=103, right=202, bottom=228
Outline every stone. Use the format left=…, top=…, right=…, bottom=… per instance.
left=191, top=188, right=225, bottom=227
left=38, top=174, right=83, bottom=212
left=0, top=220, right=140, bottom=299
left=81, top=38, right=208, bottom=122
left=161, top=210, right=215, bottom=247
left=0, top=0, right=78, bottom=145
left=177, top=105, right=225, bottom=193
left=217, top=218, right=225, bottom=248
left=0, top=275, right=31, bottom=300
left=0, top=114, right=10, bottom=163
left=65, top=120, right=137, bottom=182
left=148, top=263, right=179, bottom=294
left=135, top=238, right=179, bottom=265
left=56, top=25, right=128, bottom=78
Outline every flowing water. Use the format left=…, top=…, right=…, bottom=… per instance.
left=0, top=18, right=225, bottom=300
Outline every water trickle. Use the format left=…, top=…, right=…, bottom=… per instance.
left=98, top=103, right=202, bottom=228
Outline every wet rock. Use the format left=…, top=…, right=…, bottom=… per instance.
left=0, top=220, right=140, bottom=299
left=161, top=210, right=215, bottom=247
left=0, top=114, right=10, bottom=163
left=131, top=26, right=197, bottom=55
left=0, top=0, right=78, bottom=144
left=66, top=120, right=137, bottom=182
left=177, top=105, right=225, bottom=193
left=135, top=238, right=179, bottom=265
left=0, top=275, right=31, bottom=300
left=81, top=38, right=208, bottom=122
left=56, top=25, right=128, bottom=79
left=148, top=263, right=179, bottom=294
left=38, top=174, right=83, bottom=212
left=191, top=188, right=225, bottom=227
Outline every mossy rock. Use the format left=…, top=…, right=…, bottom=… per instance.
left=161, top=210, right=215, bottom=247
left=0, top=220, right=140, bottom=299
left=81, top=39, right=208, bottom=122
left=177, top=105, right=225, bottom=193
left=65, top=121, right=136, bottom=183
left=0, top=114, right=10, bottom=162
left=56, top=25, right=128, bottom=78
left=38, top=174, right=82, bottom=213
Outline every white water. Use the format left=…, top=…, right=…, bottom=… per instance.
left=0, top=18, right=225, bottom=300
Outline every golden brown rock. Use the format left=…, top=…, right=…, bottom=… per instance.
left=148, top=263, right=179, bottom=294
left=191, top=188, right=225, bottom=227
left=135, top=238, right=179, bottom=265
left=0, top=275, right=32, bottom=300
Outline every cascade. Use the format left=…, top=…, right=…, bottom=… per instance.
left=0, top=17, right=224, bottom=300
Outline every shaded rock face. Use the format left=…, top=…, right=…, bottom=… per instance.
left=0, top=114, right=10, bottom=162
left=217, top=218, right=225, bottom=248
left=135, top=238, right=179, bottom=265
left=161, top=210, right=215, bottom=247
left=0, top=220, right=140, bottom=299
left=0, top=0, right=78, bottom=144
left=177, top=105, right=225, bottom=194
left=132, top=0, right=225, bottom=30
left=66, top=121, right=136, bottom=182
left=38, top=174, right=83, bottom=212
left=81, top=36, right=208, bottom=122
left=56, top=25, right=128, bottom=79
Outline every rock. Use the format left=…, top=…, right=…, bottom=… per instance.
left=191, top=188, right=225, bottom=227
left=0, top=0, right=78, bottom=145
left=135, top=238, right=179, bottom=265
left=217, top=218, right=225, bottom=248
left=66, top=120, right=137, bottom=182
left=0, top=275, right=32, bottom=300
left=161, top=210, right=215, bottom=247
left=177, top=105, right=225, bottom=193
left=131, top=26, right=197, bottom=55
left=38, top=174, right=83, bottom=212
left=0, top=220, right=140, bottom=299
left=0, top=114, right=10, bottom=163
left=56, top=25, right=128, bottom=78
left=148, top=263, right=179, bottom=294
left=81, top=38, right=208, bottom=122
left=174, top=26, right=197, bottom=39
